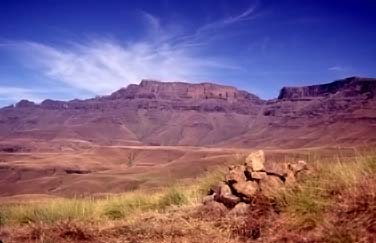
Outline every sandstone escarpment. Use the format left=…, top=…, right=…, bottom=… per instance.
left=278, top=76, right=376, bottom=99
left=110, top=79, right=262, bottom=103
left=0, top=77, right=375, bottom=149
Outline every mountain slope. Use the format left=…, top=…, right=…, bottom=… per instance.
left=0, top=77, right=375, bottom=151
left=224, top=77, right=376, bottom=147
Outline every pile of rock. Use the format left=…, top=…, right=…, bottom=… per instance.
left=204, top=150, right=308, bottom=209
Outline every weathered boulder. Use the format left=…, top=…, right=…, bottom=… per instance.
left=228, top=202, right=250, bottom=216
left=264, top=162, right=289, bottom=178
left=288, top=160, right=308, bottom=174
left=213, top=182, right=232, bottom=197
left=259, top=175, right=284, bottom=198
left=202, top=193, right=215, bottom=205
left=245, top=150, right=265, bottom=172
left=251, top=171, right=268, bottom=180
left=284, top=170, right=297, bottom=186
left=206, top=151, right=310, bottom=209
left=225, top=165, right=247, bottom=184
left=233, top=181, right=258, bottom=198
left=284, top=160, right=308, bottom=185
left=219, top=193, right=241, bottom=208
left=198, top=200, right=228, bottom=218
left=215, top=183, right=240, bottom=208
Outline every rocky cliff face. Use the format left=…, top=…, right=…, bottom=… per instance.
left=223, top=77, right=376, bottom=148
left=278, top=76, right=376, bottom=99
left=0, top=80, right=264, bottom=149
left=110, top=79, right=262, bottom=103
left=0, top=77, right=375, bottom=150
left=105, top=79, right=264, bottom=115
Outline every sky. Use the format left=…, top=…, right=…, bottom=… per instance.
left=0, top=0, right=376, bottom=106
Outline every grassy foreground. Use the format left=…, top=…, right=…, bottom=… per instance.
left=0, top=150, right=375, bottom=242
left=0, top=185, right=196, bottom=226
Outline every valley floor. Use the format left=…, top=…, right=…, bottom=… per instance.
left=0, top=144, right=358, bottom=197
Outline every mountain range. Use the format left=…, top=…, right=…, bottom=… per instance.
left=1, top=76, right=375, bottom=152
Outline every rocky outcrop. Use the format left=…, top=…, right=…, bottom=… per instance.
left=110, top=79, right=263, bottom=103
left=278, top=76, right=376, bottom=99
left=15, top=99, right=36, bottom=108
left=204, top=150, right=308, bottom=210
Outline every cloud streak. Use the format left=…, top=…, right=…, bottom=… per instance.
left=10, top=38, right=238, bottom=96
left=224, top=5, right=257, bottom=24
left=0, top=86, right=45, bottom=104
left=195, top=4, right=259, bottom=37
left=328, top=66, right=345, bottom=72
left=1, top=5, right=259, bottom=103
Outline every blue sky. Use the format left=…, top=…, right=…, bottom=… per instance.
left=0, top=0, right=376, bottom=106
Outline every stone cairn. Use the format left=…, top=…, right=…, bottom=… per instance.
left=203, top=150, right=308, bottom=212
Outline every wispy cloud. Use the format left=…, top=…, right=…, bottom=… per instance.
left=1, top=5, right=259, bottom=101
left=139, top=11, right=179, bottom=42
left=224, top=5, right=258, bottom=24
left=0, top=86, right=44, bottom=104
left=195, top=4, right=259, bottom=36
left=142, top=11, right=161, bottom=32
left=9, top=38, right=238, bottom=96
left=328, top=66, right=345, bottom=72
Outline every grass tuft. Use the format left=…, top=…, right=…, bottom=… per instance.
left=103, top=192, right=160, bottom=220
left=273, top=151, right=376, bottom=237
left=0, top=199, right=97, bottom=225
left=196, top=167, right=227, bottom=197
left=158, top=187, right=188, bottom=208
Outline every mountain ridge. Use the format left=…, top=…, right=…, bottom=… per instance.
left=278, top=76, right=376, bottom=99
left=0, top=76, right=375, bottom=151
left=5, top=76, right=374, bottom=109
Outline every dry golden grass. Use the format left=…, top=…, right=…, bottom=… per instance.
left=266, top=150, right=376, bottom=242
left=0, top=187, right=191, bottom=226
left=0, top=149, right=375, bottom=242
